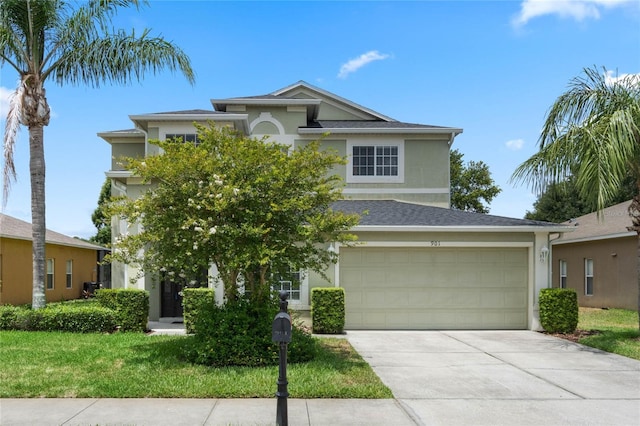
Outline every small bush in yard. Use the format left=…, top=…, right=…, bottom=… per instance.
left=539, top=288, right=579, bottom=333
left=311, top=288, right=345, bottom=334
left=182, top=287, right=215, bottom=334
left=96, top=289, right=149, bottom=332
left=184, top=295, right=317, bottom=367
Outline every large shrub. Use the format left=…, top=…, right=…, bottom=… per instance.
left=539, top=288, right=579, bottom=333
left=96, top=289, right=149, bottom=332
left=311, top=287, right=345, bottom=334
left=0, top=303, right=116, bottom=333
left=182, top=288, right=215, bottom=334
left=184, top=295, right=316, bottom=367
left=0, top=305, right=31, bottom=330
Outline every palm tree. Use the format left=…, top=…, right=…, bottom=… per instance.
left=1, top=0, right=194, bottom=309
left=511, top=66, right=640, bottom=329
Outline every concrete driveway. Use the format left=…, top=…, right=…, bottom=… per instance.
left=346, top=330, right=640, bottom=426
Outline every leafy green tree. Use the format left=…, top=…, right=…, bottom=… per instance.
left=450, top=149, right=501, bottom=213
left=525, top=175, right=636, bottom=223
left=90, top=178, right=112, bottom=246
left=1, top=0, right=194, bottom=309
left=511, top=66, right=640, bottom=329
left=109, top=125, right=360, bottom=303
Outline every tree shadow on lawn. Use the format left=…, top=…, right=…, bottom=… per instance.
left=127, top=334, right=367, bottom=372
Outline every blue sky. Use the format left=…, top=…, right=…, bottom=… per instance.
left=1, top=0, right=639, bottom=239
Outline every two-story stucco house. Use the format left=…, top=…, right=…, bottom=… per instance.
left=100, top=81, right=569, bottom=330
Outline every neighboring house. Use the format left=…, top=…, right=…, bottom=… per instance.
left=551, top=200, right=637, bottom=310
left=99, top=81, right=569, bottom=329
left=0, top=213, right=108, bottom=305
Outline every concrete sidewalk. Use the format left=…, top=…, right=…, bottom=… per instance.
left=0, top=398, right=414, bottom=426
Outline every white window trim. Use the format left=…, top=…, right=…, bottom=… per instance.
left=585, top=258, right=594, bottom=296
left=46, top=259, right=55, bottom=290
left=66, top=260, right=73, bottom=289
left=346, top=139, right=404, bottom=183
left=559, top=260, right=567, bottom=289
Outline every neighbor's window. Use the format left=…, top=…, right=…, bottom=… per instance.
left=559, top=260, right=567, bottom=289
left=273, top=269, right=301, bottom=301
left=165, top=133, right=200, bottom=146
left=347, top=140, right=404, bottom=183
left=46, top=259, right=54, bottom=290
left=66, top=260, right=73, bottom=289
left=585, top=258, right=594, bottom=295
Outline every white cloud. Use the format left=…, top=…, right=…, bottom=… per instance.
left=512, top=0, right=633, bottom=28
left=604, top=70, right=640, bottom=87
left=338, top=50, right=390, bottom=79
left=506, top=139, right=525, bottom=151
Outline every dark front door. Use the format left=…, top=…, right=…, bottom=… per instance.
left=161, top=279, right=183, bottom=317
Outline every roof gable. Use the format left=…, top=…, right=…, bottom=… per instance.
left=270, top=81, right=395, bottom=122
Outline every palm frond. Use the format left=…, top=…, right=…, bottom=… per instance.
left=2, top=83, right=23, bottom=205
left=51, top=29, right=195, bottom=87
left=512, top=66, right=640, bottom=213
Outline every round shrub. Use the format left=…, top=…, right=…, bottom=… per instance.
left=539, top=288, right=579, bottom=333
left=184, top=296, right=316, bottom=367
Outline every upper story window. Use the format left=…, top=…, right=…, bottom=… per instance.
left=347, top=140, right=404, bottom=183
left=165, top=133, right=200, bottom=146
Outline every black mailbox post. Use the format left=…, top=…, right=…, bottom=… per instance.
left=272, top=291, right=291, bottom=426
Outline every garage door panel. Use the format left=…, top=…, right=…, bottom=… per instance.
left=341, top=247, right=529, bottom=330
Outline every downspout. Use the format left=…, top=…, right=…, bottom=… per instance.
left=447, top=132, right=456, bottom=209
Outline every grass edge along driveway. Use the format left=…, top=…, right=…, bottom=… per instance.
left=0, top=333, right=392, bottom=399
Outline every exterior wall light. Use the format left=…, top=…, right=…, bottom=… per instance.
left=539, top=246, right=549, bottom=263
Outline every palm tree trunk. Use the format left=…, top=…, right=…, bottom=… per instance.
left=29, top=125, right=46, bottom=309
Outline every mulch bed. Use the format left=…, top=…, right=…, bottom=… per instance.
left=543, top=329, right=601, bottom=343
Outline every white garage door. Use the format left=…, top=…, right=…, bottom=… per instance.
left=341, top=247, right=529, bottom=330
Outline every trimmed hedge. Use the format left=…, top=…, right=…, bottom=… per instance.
left=182, top=288, right=216, bottom=334
left=183, top=295, right=317, bottom=367
left=95, top=289, right=149, bottom=332
left=539, top=288, right=579, bottom=333
left=311, top=287, right=345, bottom=334
left=0, top=303, right=117, bottom=333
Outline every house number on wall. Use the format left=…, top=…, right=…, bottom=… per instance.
left=430, top=241, right=441, bottom=247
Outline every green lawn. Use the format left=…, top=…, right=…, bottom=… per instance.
left=576, top=307, right=640, bottom=360
left=0, top=332, right=392, bottom=398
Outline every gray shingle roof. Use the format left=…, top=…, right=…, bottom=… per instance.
left=332, top=200, right=559, bottom=228
left=303, top=120, right=449, bottom=130
left=554, top=200, right=635, bottom=242
left=0, top=214, right=107, bottom=250
left=144, top=109, right=223, bottom=115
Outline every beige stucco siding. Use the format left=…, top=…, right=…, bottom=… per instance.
left=111, top=141, right=145, bottom=170
left=404, top=139, right=449, bottom=188
left=0, top=238, right=99, bottom=305
left=552, top=236, right=637, bottom=310
left=245, top=107, right=307, bottom=135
